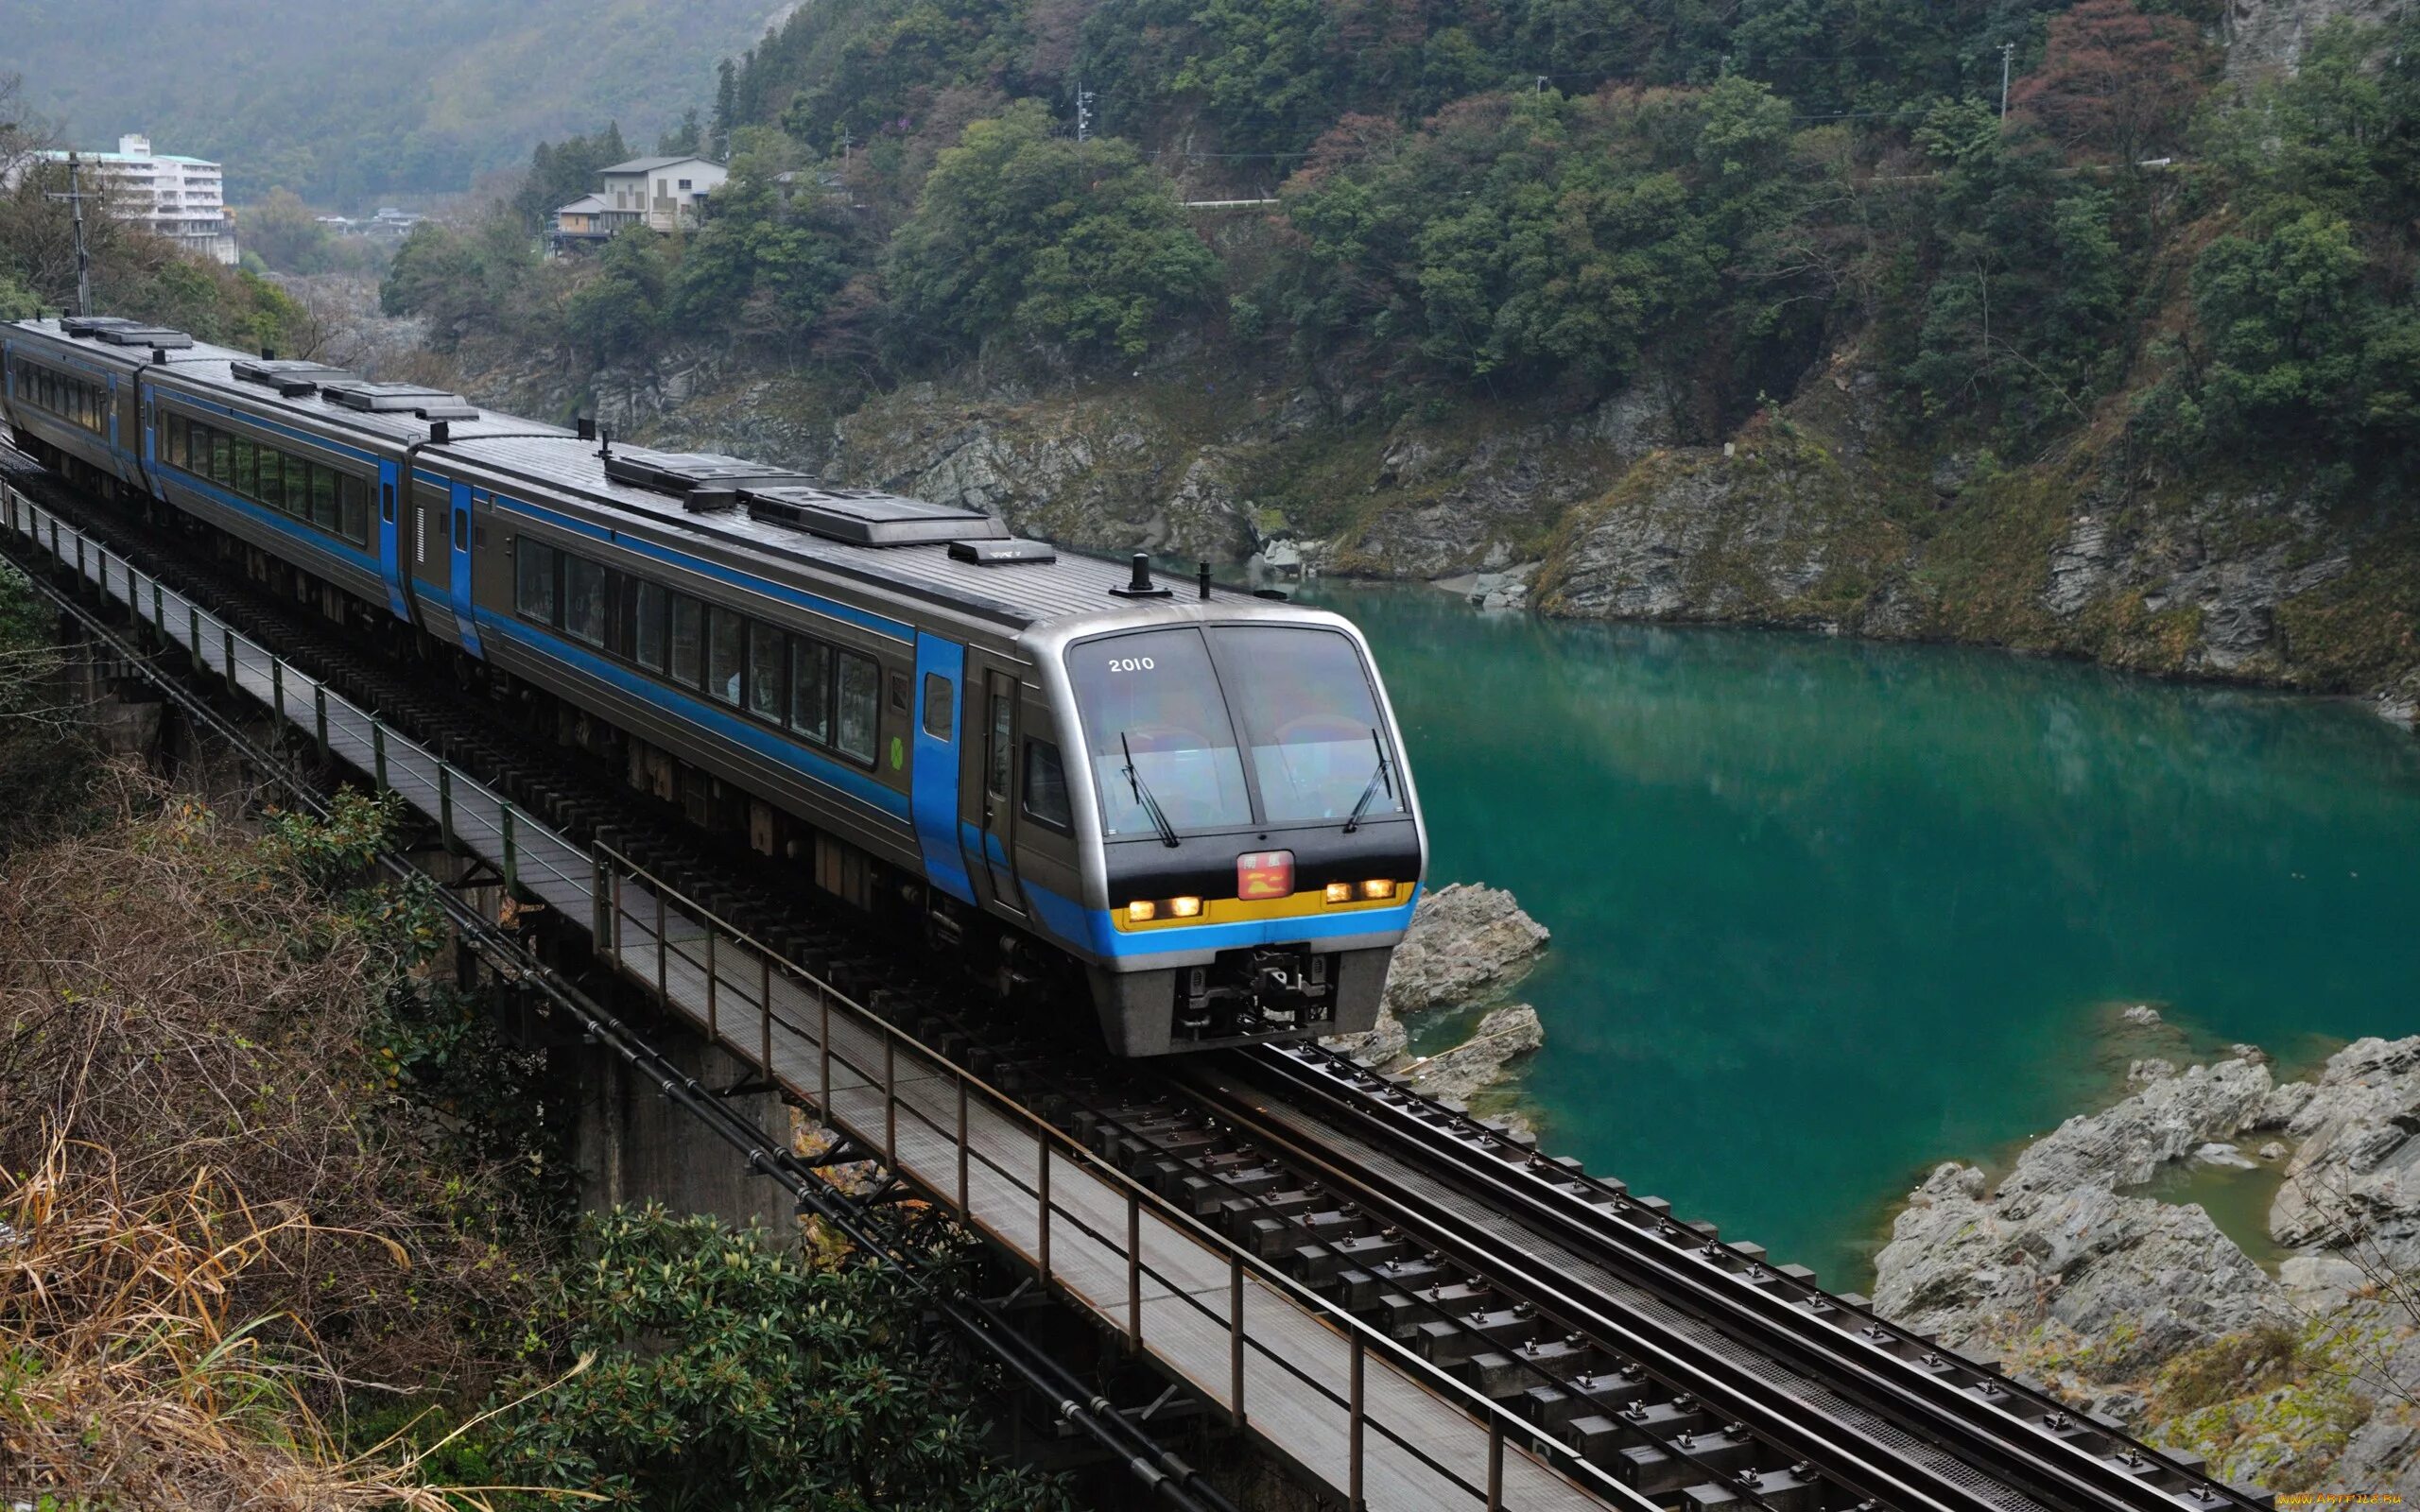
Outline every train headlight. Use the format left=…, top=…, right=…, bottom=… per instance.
left=1360, top=879, right=1395, bottom=900
left=1323, top=882, right=1353, bottom=904
left=1168, top=895, right=1202, bottom=919
left=1128, top=900, right=1157, bottom=922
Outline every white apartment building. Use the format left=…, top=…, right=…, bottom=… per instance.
left=12, top=134, right=238, bottom=266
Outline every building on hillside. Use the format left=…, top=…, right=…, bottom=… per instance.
left=2, top=134, right=237, bottom=265
left=550, top=154, right=725, bottom=250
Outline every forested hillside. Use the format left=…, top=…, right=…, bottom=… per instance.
left=384, top=0, right=2420, bottom=717
left=0, top=0, right=791, bottom=203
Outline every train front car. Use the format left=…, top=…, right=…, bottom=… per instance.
left=1033, top=601, right=1424, bottom=1056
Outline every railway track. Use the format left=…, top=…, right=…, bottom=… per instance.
left=8, top=448, right=2271, bottom=1512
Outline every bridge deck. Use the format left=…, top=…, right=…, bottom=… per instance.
left=5, top=484, right=1643, bottom=1512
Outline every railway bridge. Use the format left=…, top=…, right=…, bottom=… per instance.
left=3, top=465, right=2273, bottom=1512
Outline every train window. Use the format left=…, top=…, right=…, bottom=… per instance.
left=233, top=438, right=258, bottom=500
left=165, top=415, right=186, bottom=467
left=515, top=539, right=560, bottom=625
left=259, top=450, right=285, bottom=510
left=207, top=428, right=231, bottom=485
left=1064, top=628, right=1252, bottom=833
left=889, top=671, right=909, bottom=713
left=669, top=593, right=703, bottom=688
left=563, top=555, right=609, bottom=648
left=788, top=639, right=830, bottom=741
left=633, top=581, right=667, bottom=672
left=836, top=652, right=879, bottom=764
left=312, top=466, right=340, bottom=530
left=987, top=695, right=1012, bottom=800
left=1022, top=740, right=1071, bottom=831
left=339, top=475, right=368, bottom=543
left=921, top=673, right=952, bottom=741
left=1208, top=626, right=1400, bottom=825
left=707, top=608, right=743, bottom=706
left=746, top=621, right=785, bottom=721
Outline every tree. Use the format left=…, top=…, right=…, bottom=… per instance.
left=885, top=100, right=1217, bottom=357
left=240, top=187, right=334, bottom=274
left=494, top=1205, right=1068, bottom=1512
left=658, top=106, right=704, bottom=156
left=676, top=142, right=861, bottom=337
left=2190, top=210, right=2367, bottom=438
left=2011, top=0, right=2215, bottom=164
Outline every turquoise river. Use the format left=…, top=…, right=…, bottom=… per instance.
left=1305, top=583, right=2420, bottom=1291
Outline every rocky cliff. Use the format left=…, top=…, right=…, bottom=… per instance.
left=1873, top=1019, right=2420, bottom=1497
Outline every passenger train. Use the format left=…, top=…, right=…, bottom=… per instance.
left=0, top=314, right=1426, bottom=1056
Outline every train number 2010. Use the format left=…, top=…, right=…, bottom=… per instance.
left=1106, top=656, right=1157, bottom=673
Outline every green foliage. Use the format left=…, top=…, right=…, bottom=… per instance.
left=1898, top=98, right=2129, bottom=438
left=513, top=122, right=631, bottom=231
left=1264, top=80, right=1830, bottom=403
left=565, top=230, right=677, bottom=365
left=381, top=215, right=549, bottom=349
left=887, top=101, right=1217, bottom=358
left=676, top=142, right=862, bottom=339
left=493, top=1205, right=1067, bottom=1512
left=2133, top=13, right=2420, bottom=467
left=238, top=187, right=335, bottom=274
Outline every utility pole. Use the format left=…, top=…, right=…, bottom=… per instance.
left=44, top=150, right=95, bottom=318
left=1076, top=82, right=1096, bottom=144
left=1999, top=41, right=2015, bottom=121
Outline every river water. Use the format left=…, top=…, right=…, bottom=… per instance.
left=1306, top=582, right=2420, bottom=1290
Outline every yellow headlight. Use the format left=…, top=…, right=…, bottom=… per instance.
left=1128, top=900, right=1157, bottom=921
left=1360, top=879, right=1395, bottom=900
left=1324, top=882, right=1353, bottom=904
left=1168, top=895, right=1202, bottom=918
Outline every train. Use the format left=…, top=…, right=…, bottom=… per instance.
left=0, top=313, right=1426, bottom=1056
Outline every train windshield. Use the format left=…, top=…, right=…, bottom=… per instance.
left=1065, top=625, right=1402, bottom=834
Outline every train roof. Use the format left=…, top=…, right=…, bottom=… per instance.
left=7, top=317, right=1273, bottom=630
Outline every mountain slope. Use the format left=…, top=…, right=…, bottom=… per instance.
left=0, top=0, right=794, bottom=203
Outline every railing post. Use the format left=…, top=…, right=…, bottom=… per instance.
left=819, top=986, right=833, bottom=1118
left=186, top=605, right=199, bottom=666
left=1349, top=1333, right=1366, bottom=1512
left=499, top=802, right=520, bottom=900
left=589, top=846, right=610, bottom=945
left=704, top=924, right=719, bottom=1040
left=270, top=657, right=284, bottom=730
left=884, top=1027, right=898, bottom=1172
left=1036, top=1125, right=1051, bottom=1285
left=956, top=1073, right=970, bottom=1214
left=438, top=765, right=456, bottom=851
left=1127, top=1188, right=1143, bottom=1346
left=371, top=720, right=389, bottom=793
left=758, top=954, right=773, bottom=1075
left=1230, top=1254, right=1246, bottom=1428
left=610, top=863, right=624, bottom=963
left=655, top=886, right=668, bottom=1004
left=313, top=684, right=329, bottom=763
left=1487, top=1417, right=1504, bottom=1511
left=149, top=577, right=162, bottom=630
left=221, top=625, right=236, bottom=695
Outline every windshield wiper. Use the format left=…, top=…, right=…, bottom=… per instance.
left=1341, top=729, right=1394, bottom=833
left=1119, top=731, right=1182, bottom=848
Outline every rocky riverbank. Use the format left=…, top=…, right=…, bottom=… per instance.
left=1872, top=1010, right=2420, bottom=1498
left=1326, top=883, right=1552, bottom=1133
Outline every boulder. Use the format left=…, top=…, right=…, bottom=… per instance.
left=2269, top=1036, right=2420, bottom=1271
left=1380, top=883, right=1551, bottom=1017
left=1399, top=1004, right=1545, bottom=1107
left=1993, top=1057, right=2274, bottom=1216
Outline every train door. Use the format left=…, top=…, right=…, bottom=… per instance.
left=406, top=474, right=455, bottom=641
left=447, top=482, right=483, bottom=658
left=909, top=631, right=977, bottom=907
left=960, top=657, right=1027, bottom=916
left=377, top=459, right=415, bottom=622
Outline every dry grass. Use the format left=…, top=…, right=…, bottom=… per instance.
left=0, top=768, right=561, bottom=1507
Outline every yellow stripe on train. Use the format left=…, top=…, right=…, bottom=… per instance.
left=1112, top=882, right=1407, bottom=932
